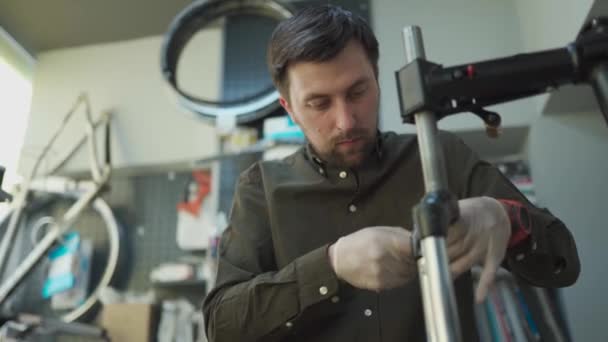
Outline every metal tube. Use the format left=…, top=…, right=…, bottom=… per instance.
left=403, top=26, right=462, bottom=342
left=591, top=63, right=608, bottom=125
left=418, top=258, right=438, bottom=341
left=0, top=224, right=62, bottom=303
left=402, top=26, right=425, bottom=64
left=402, top=26, right=449, bottom=192
left=414, top=112, right=448, bottom=192
left=421, top=238, right=462, bottom=342
left=0, top=189, right=28, bottom=277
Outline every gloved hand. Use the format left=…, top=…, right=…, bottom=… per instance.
left=328, top=197, right=511, bottom=298
left=447, top=196, right=511, bottom=303
left=328, top=226, right=417, bottom=291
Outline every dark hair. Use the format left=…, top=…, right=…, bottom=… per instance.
left=267, top=4, right=379, bottom=97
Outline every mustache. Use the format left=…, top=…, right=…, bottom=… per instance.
left=332, top=128, right=370, bottom=144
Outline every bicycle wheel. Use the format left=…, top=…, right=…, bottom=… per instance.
left=0, top=191, right=122, bottom=322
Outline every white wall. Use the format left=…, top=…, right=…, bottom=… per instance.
left=514, top=1, right=606, bottom=341
left=515, top=0, right=594, bottom=52
left=514, top=0, right=595, bottom=113
left=373, top=0, right=537, bottom=134
left=18, top=29, right=224, bottom=176
left=529, top=110, right=608, bottom=342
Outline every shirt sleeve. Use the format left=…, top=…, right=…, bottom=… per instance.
left=202, top=162, right=349, bottom=342
left=441, top=132, right=580, bottom=288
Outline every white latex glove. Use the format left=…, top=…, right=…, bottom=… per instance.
left=447, top=196, right=511, bottom=303
left=328, top=226, right=417, bottom=291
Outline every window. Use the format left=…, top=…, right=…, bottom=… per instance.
left=0, top=29, right=33, bottom=216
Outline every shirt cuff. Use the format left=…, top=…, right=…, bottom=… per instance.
left=294, top=244, right=341, bottom=310
left=498, top=199, right=532, bottom=248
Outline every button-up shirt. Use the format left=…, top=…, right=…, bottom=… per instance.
left=203, top=131, right=579, bottom=342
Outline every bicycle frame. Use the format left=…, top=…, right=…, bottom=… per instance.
left=0, top=94, right=116, bottom=321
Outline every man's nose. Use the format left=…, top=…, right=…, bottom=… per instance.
left=335, top=100, right=357, bottom=131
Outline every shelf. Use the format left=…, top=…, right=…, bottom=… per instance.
left=543, top=84, right=600, bottom=115
left=453, top=126, right=530, bottom=162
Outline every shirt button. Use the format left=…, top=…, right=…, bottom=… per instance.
left=339, top=171, right=348, bottom=179
left=364, top=309, right=373, bottom=317
left=331, top=296, right=340, bottom=303
left=349, top=204, right=357, bottom=213
left=285, top=321, right=293, bottom=328
left=319, top=286, right=328, bottom=295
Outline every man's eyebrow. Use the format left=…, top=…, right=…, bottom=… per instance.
left=302, top=93, right=329, bottom=103
left=302, top=76, right=372, bottom=103
left=348, top=77, right=371, bottom=90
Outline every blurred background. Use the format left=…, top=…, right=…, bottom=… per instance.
left=0, top=0, right=606, bottom=341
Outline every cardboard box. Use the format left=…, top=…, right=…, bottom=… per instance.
left=101, top=303, right=159, bottom=342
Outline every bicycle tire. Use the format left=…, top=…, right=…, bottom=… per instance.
left=0, top=193, right=121, bottom=323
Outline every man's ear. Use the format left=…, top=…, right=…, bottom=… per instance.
left=279, top=96, right=299, bottom=125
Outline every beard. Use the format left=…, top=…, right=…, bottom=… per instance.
left=325, top=128, right=376, bottom=168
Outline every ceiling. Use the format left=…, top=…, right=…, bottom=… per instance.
left=0, top=0, right=195, bottom=56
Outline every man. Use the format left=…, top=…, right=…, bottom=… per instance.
left=203, top=5, right=579, bottom=341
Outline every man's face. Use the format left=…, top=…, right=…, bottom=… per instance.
left=279, top=40, right=379, bottom=168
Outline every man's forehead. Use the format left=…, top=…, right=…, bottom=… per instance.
left=285, top=40, right=373, bottom=96
left=287, top=60, right=372, bottom=101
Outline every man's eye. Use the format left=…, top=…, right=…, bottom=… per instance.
left=349, top=85, right=368, bottom=99
left=307, top=100, right=330, bottom=110
left=350, top=90, right=365, bottom=98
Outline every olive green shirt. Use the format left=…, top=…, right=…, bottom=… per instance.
left=203, top=131, right=579, bottom=342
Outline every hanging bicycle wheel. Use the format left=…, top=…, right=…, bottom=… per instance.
left=0, top=191, right=122, bottom=323
left=161, top=0, right=293, bottom=124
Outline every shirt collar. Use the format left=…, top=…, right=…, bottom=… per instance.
left=304, top=131, right=384, bottom=177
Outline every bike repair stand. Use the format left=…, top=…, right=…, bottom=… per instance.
left=398, top=17, right=608, bottom=342
left=401, top=27, right=463, bottom=342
